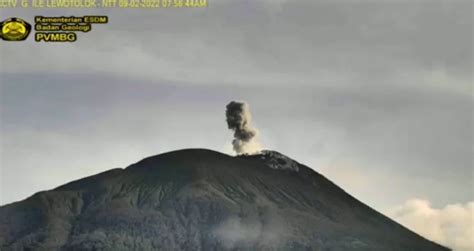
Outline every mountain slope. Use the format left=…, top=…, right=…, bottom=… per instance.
left=0, top=149, right=449, bottom=250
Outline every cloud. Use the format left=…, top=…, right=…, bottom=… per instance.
left=1, top=1, right=471, bottom=89
left=212, top=217, right=261, bottom=247
left=387, top=199, right=474, bottom=251
left=212, top=216, right=284, bottom=248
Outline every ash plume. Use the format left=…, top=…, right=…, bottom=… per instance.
left=226, top=101, right=262, bottom=155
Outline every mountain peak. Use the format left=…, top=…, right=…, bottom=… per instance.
left=0, top=149, right=449, bottom=251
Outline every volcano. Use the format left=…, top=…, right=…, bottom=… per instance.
left=0, top=149, right=449, bottom=250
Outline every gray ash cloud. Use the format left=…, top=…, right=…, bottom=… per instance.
left=226, top=101, right=262, bottom=155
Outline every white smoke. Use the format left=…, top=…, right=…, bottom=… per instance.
left=388, top=199, right=474, bottom=251
left=226, top=101, right=263, bottom=155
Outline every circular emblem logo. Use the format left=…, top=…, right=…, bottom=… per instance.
left=0, top=18, right=32, bottom=41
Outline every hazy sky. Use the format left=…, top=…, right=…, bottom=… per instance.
left=1, top=0, right=472, bottom=249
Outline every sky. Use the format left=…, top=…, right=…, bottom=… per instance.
left=0, top=0, right=473, bottom=250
